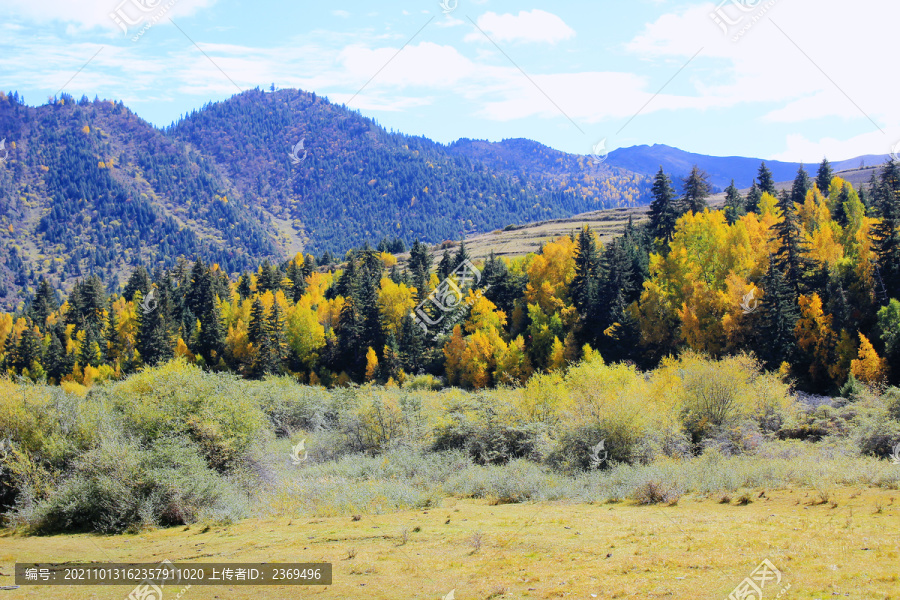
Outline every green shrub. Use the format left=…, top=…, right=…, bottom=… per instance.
left=95, top=361, right=271, bottom=470
left=546, top=422, right=639, bottom=472
left=26, top=435, right=242, bottom=533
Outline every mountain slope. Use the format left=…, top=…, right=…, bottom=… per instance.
left=166, top=90, right=652, bottom=252
left=447, top=137, right=651, bottom=207
left=605, top=144, right=889, bottom=190
left=0, top=92, right=277, bottom=305
left=0, top=88, right=651, bottom=308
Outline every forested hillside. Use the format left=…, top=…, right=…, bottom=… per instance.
left=1, top=159, right=897, bottom=394
left=167, top=89, right=651, bottom=251
left=0, top=89, right=651, bottom=309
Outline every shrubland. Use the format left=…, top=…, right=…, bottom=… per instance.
left=1, top=354, right=898, bottom=534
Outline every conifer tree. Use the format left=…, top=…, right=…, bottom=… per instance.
left=408, top=239, right=433, bottom=301
left=759, top=256, right=800, bottom=369
left=437, top=249, right=453, bottom=280
left=237, top=271, right=252, bottom=299
left=681, top=165, right=712, bottom=214
left=872, top=160, right=900, bottom=300
left=774, top=190, right=811, bottom=297
left=136, top=294, right=173, bottom=366
left=790, top=165, right=812, bottom=206
left=264, top=301, right=286, bottom=373
left=815, top=158, right=833, bottom=195
left=648, top=167, right=679, bottom=241
left=571, top=226, right=601, bottom=315
left=746, top=180, right=762, bottom=214
left=248, top=297, right=267, bottom=348
left=757, top=162, right=777, bottom=196
left=723, top=179, right=745, bottom=224
left=399, top=313, right=426, bottom=374
left=453, top=240, right=470, bottom=270
left=122, top=266, right=152, bottom=302
left=29, top=278, right=59, bottom=325
left=45, top=324, right=72, bottom=382
left=12, top=321, right=44, bottom=374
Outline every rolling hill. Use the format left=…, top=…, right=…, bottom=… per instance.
left=0, top=87, right=890, bottom=310
left=603, top=143, right=888, bottom=191
left=0, top=89, right=651, bottom=308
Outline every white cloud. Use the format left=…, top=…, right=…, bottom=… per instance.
left=464, top=10, right=575, bottom=45
left=332, top=10, right=350, bottom=18
left=624, top=0, right=900, bottom=159
left=3, top=0, right=217, bottom=34
left=770, top=129, right=900, bottom=164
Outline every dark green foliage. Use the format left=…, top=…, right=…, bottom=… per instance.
left=136, top=290, right=173, bottom=366
left=680, top=165, right=712, bottom=214
left=28, top=278, right=59, bottom=326
left=774, top=190, right=811, bottom=297
left=408, top=239, right=433, bottom=301
left=757, top=162, right=777, bottom=196
left=723, top=179, right=745, bottom=224
left=759, top=256, right=800, bottom=369
left=816, top=159, right=833, bottom=195
left=122, top=267, right=152, bottom=302
left=746, top=180, right=762, bottom=214
left=648, top=167, right=679, bottom=241
left=791, top=165, right=812, bottom=206
left=872, top=161, right=900, bottom=300
left=437, top=250, right=453, bottom=281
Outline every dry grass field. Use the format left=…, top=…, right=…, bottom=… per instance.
left=3, top=487, right=898, bottom=600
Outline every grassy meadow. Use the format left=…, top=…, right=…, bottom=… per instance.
left=2, top=354, right=900, bottom=598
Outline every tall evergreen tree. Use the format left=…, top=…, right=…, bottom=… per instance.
left=122, top=266, right=152, bottom=302
left=408, top=239, right=433, bottom=301
left=723, top=179, right=745, bottom=224
left=136, top=294, right=173, bottom=366
left=872, top=160, right=900, bottom=300
left=237, top=271, right=252, bottom=299
left=815, top=158, right=834, bottom=195
left=45, top=324, right=72, bottom=382
left=197, top=297, right=225, bottom=364
left=680, top=165, right=712, bottom=214
left=453, top=240, right=470, bottom=270
left=264, top=301, right=286, bottom=374
left=29, top=277, right=59, bottom=326
left=648, top=167, right=679, bottom=241
left=774, top=190, right=811, bottom=297
left=571, top=226, right=601, bottom=315
left=248, top=297, right=267, bottom=347
left=790, top=165, right=812, bottom=206
left=437, top=249, right=453, bottom=280
left=757, top=162, right=777, bottom=196
left=398, top=313, right=426, bottom=374
left=758, top=256, right=800, bottom=369
left=746, top=180, right=763, bottom=214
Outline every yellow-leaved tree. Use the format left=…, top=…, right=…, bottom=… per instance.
left=850, top=333, right=887, bottom=383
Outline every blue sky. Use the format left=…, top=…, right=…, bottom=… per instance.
left=1, top=0, right=897, bottom=162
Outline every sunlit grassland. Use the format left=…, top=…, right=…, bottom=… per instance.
left=2, top=487, right=898, bottom=599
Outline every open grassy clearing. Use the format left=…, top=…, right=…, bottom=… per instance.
left=2, top=487, right=898, bottom=599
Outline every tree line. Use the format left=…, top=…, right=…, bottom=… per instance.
left=1, top=158, right=898, bottom=392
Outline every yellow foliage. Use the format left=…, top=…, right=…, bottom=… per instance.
left=378, top=278, right=416, bottom=337
left=794, top=294, right=838, bottom=386
left=379, top=252, right=397, bottom=268
left=548, top=337, right=566, bottom=372
left=850, top=334, right=887, bottom=383
left=465, top=291, right=506, bottom=334
left=365, top=347, right=378, bottom=382
left=524, top=236, right=576, bottom=313
left=175, top=338, right=195, bottom=362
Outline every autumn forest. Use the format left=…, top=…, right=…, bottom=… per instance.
left=1, top=158, right=899, bottom=394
